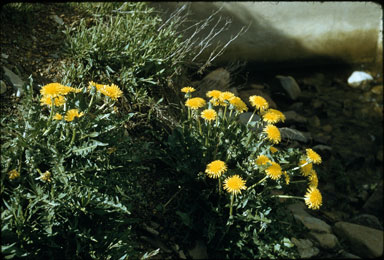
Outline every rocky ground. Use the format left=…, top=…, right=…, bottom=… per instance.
left=1, top=3, right=383, bottom=259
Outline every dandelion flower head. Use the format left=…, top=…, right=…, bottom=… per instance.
left=299, top=160, right=313, bottom=176
left=99, top=84, right=123, bottom=100
left=206, top=90, right=222, bottom=99
left=205, top=160, right=227, bottom=178
left=64, top=109, right=84, bottom=122
left=185, top=97, right=206, bottom=110
left=306, top=149, right=322, bottom=164
left=249, top=95, right=269, bottom=111
left=304, top=186, right=322, bottom=210
left=8, top=169, right=20, bottom=180
left=40, top=83, right=66, bottom=97
left=219, top=91, right=235, bottom=105
left=181, top=86, right=196, bottom=93
left=229, top=97, right=248, bottom=113
left=265, top=162, right=282, bottom=180
left=201, top=109, right=217, bottom=122
left=308, top=170, right=318, bottom=188
left=256, top=155, right=270, bottom=166
left=53, top=113, right=63, bottom=120
left=264, top=124, right=281, bottom=144
left=40, top=95, right=66, bottom=107
left=223, top=175, right=247, bottom=195
left=262, top=109, right=286, bottom=124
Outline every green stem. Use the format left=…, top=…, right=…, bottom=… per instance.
left=219, top=178, right=222, bottom=196
left=247, top=175, right=268, bottom=190
left=223, top=105, right=228, bottom=122
left=292, top=161, right=311, bottom=171
left=247, top=109, right=256, bottom=125
left=271, top=195, right=304, bottom=200
left=69, top=127, right=76, bottom=147
left=47, top=98, right=55, bottom=127
left=198, top=117, right=202, bottom=135
left=229, top=193, right=234, bottom=217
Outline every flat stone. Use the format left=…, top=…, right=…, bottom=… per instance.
left=2, top=66, right=24, bottom=96
left=294, top=214, right=332, bottom=233
left=280, top=127, right=308, bottom=143
left=291, top=237, right=320, bottom=258
left=333, top=221, right=384, bottom=258
left=308, top=232, right=339, bottom=249
left=283, top=110, right=307, bottom=123
left=276, top=75, right=301, bottom=100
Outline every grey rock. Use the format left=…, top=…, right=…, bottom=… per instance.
left=333, top=221, right=384, bottom=258
left=276, top=75, right=301, bottom=100
left=51, top=14, right=64, bottom=25
left=294, top=214, right=332, bottom=233
left=347, top=71, right=373, bottom=88
left=308, top=232, right=339, bottom=249
left=287, top=201, right=311, bottom=217
left=2, top=66, right=24, bottom=96
left=291, top=237, right=320, bottom=258
left=312, top=144, right=332, bottom=152
left=350, top=214, right=383, bottom=230
left=1, top=53, right=9, bottom=59
left=188, top=240, right=208, bottom=259
left=339, top=250, right=361, bottom=259
left=0, top=80, right=7, bottom=95
left=280, top=127, right=308, bottom=143
left=283, top=110, right=307, bottom=123
left=363, top=181, right=383, bottom=219
left=196, top=68, right=230, bottom=96
left=238, top=112, right=262, bottom=131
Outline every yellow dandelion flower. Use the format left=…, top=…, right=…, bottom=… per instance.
left=201, top=109, right=217, bottom=122
left=308, top=170, right=318, bottom=188
left=306, top=149, right=322, bottom=164
left=53, top=113, right=63, bottom=120
left=249, top=95, right=269, bottom=111
left=304, top=187, right=322, bottom=210
left=265, top=162, right=282, bottom=180
left=256, top=155, right=270, bottom=166
left=264, top=125, right=281, bottom=144
left=262, top=109, right=286, bottom=124
left=8, top=169, right=20, bottom=180
left=223, top=175, right=247, bottom=195
left=99, top=84, right=123, bottom=100
left=283, top=171, right=290, bottom=185
left=299, top=160, right=313, bottom=176
left=185, top=97, right=206, bottom=110
left=40, top=83, right=67, bottom=97
left=205, top=160, right=227, bottom=178
left=63, top=86, right=82, bottom=94
left=181, top=87, right=196, bottom=93
left=206, top=90, right=222, bottom=99
left=40, top=171, right=52, bottom=182
left=40, top=95, right=66, bottom=107
left=270, top=146, right=279, bottom=153
left=64, top=109, right=84, bottom=122
left=229, top=97, right=248, bottom=113
left=219, top=91, right=235, bottom=105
